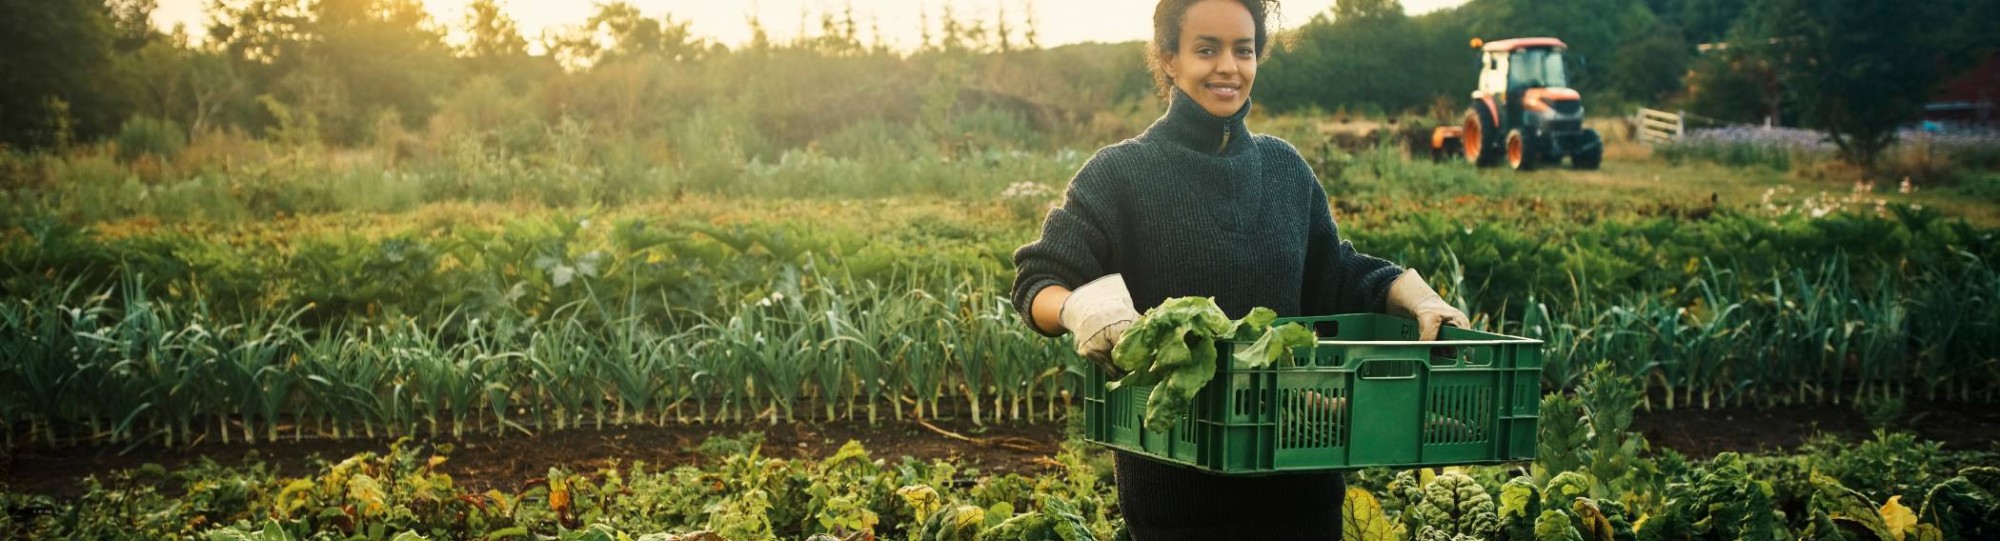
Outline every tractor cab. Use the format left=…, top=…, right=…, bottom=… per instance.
left=1477, top=38, right=1573, bottom=98
left=1440, top=37, right=1601, bottom=170
left=1476, top=38, right=1585, bottom=136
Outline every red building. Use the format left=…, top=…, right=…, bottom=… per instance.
left=1929, top=53, right=1999, bottom=128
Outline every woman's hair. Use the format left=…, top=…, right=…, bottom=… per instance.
left=1146, top=0, right=1282, bottom=98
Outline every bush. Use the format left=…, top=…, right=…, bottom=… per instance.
left=1956, top=171, right=2000, bottom=203
left=114, top=116, right=186, bottom=163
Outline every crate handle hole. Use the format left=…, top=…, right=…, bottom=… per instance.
left=1314, top=320, right=1340, bottom=338
left=1462, top=348, right=1493, bottom=366
left=1358, top=359, right=1422, bottom=379
left=1429, top=346, right=1460, bottom=366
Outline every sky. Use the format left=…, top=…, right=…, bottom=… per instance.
left=152, top=0, right=1472, bottom=51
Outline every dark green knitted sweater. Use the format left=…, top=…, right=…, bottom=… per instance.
left=1010, top=89, right=1401, bottom=539
left=1011, top=87, right=1401, bottom=331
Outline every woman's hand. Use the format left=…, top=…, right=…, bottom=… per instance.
left=1385, top=269, right=1470, bottom=341
left=1056, top=274, right=1139, bottom=374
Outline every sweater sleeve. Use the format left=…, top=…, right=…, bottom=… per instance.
left=1011, top=150, right=1126, bottom=337
left=1300, top=161, right=1402, bottom=316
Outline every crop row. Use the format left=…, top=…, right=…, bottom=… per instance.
left=5, top=370, right=1995, bottom=540
left=3, top=247, right=1997, bottom=450
left=7, top=196, right=1991, bottom=332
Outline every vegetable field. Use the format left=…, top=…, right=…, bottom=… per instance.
left=8, top=136, right=1999, bottom=539
left=6, top=0, right=2000, bottom=539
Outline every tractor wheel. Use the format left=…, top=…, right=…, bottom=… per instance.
left=1462, top=104, right=1502, bottom=168
left=1572, top=129, right=1603, bottom=170
left=1506, top=129, right=1537, bottom=171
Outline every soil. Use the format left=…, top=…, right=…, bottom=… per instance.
left=1628, top=398, right=2000, bottom=457
left=5, top=400, right=1996, bottom=500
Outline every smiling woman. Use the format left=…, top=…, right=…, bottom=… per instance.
left=1147, top=0, right=1270, bottom=117
left=1010, top=0, right=1470, bottom=540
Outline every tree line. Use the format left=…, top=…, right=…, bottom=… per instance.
left=1, top=0, right=1994, bottom=169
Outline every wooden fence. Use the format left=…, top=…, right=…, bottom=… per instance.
left=1635, top=108, right=1685, bottom=144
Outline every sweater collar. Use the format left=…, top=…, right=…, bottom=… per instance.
left=1144, top=86, right=1253, bottom=155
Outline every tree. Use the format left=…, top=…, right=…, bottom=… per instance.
left=0, top=0, right=118, bottom=149
left=1334, top=0, right=1404, bottom=21
left=549, top=2, right=706, bottom=68
left=108, top=0, right=164, bottom=51
left=207, top=0, right=311, bottom=69
left=1756, top=0, right=1954, bottom=169
left=1608, top=23, right=1689, bottom=104
left=1675, top=0, right=1750, bottom=45
left=461, top=0, right=528, bottom=74
left=1682, top=12, right=1785, bottom=125
left=1259, top=5, right=1463, bottom=115
left=300, top=0, right=457, bottom=142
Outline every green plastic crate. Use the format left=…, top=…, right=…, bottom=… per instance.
left=1081, top=313, right=1542, bottom=475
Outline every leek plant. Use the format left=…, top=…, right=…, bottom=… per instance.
left=9, top=245, right=2000, bottom=450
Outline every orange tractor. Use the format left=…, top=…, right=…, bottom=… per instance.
left=1431, top=37, right=1602, bottom=170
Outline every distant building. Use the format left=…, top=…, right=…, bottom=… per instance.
left=1928, top=53, right=1998, bottom=129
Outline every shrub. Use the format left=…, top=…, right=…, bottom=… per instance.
left=114, top=116, right=186, bottom=163
left=1955, top=171, right=2000, bottom=203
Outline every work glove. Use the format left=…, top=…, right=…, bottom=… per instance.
left=1059, top=274, right=1139, bottom=375
left=1386, top=269, right=1470, bottom=341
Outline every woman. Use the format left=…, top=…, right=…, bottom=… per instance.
left=1009, top=0, right=1469, bottom=538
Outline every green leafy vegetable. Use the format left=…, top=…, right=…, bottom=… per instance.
left=1500, top=476, right=1543, bottom=541
left=1808, top=472, right=1895, bottom=541
left=1535, top=509, right=1585, bottom=541
left=1410, top=472, right=1500, bottom=541
left=1571, top=498, right=1636, bottom=541
left=1343, top=487, right=1404, bottom=541
left=919, top=504, right=987, bottom=541
left=1917, top=467, right=2000, bottom=541
left=977, top=497, right=1096, bottom=541
left=1107, top=299, right=1315, bottom=431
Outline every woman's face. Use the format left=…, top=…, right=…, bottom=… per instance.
left=1164, top=0, right=1258, bottom=118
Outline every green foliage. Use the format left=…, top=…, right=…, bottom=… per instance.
left=1577, top=364, right=1661, bottom=510
left=1107, top=300, right=1313, bottom=432
left=1806, top=473, right=1897, bottom=541
left=1918, top=467, right=2000, bottom=541
left=1606, top=22, right=1690, bottom=103
left=5, top=435, right=1123, bottom=540
left=1409, top=472, right=1501, bottom=540
left=1535, top=394, right=1589, bottom=483
left=1345, top=487, right=1407, bottom=541
left=114, top=116, right=188, bottom=162
left=9, top=429, right=2000, bottom=541
left=0, top=0, right=119, bottom=149
left=1803, top=431, right=1949, bottom=506
left=1953, top=171, right=2000, bottom=203
left=1536, top=509, right=1585, bottom=541
left=1499, top=476, right=1542, bottom=540
left=1753, top=0, right=1957, bottom=168
left=973, top=497, right=1096, bottom=541
left=1671, top=453, right=1791, bottom=540
left=1258, top=7, right=1460, bottom=115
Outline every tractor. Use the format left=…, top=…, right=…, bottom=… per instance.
left=1431, top=37, right=1602, bottom=170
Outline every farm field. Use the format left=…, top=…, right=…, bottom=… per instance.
left=7, top=0, right=2000, bottom=539
left=6, top=130, right=2000, bottom=540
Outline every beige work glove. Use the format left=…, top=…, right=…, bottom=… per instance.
left=1059, top=274, right=1139, bottom=374
left=1386, top=269, right=1470, bottom=341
